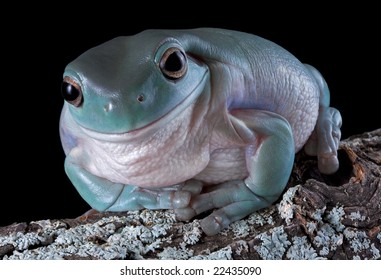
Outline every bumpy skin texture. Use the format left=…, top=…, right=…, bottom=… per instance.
left=60, top=28, right=342, bottom=236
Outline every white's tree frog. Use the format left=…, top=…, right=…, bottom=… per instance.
left=60, top=28, right=342, bottom=235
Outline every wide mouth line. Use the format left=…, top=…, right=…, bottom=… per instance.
left=77, top=69, right=209, bottom=142
left=79, top=107, right=170, bottom=141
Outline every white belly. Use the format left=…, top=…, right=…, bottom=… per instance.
left=194, top=147, right=248, bottom=184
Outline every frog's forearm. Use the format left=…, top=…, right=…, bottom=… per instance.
left=65, top=155, right=192, bottom=211
left=64, top=155, right=125, bottom=211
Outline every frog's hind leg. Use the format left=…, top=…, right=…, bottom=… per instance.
left=303, top=64, right=342, bottom=174
left=175, top=110, right=295, bottom=235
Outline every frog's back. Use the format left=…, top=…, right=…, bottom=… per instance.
left=169, top=28, right=320, bottom=151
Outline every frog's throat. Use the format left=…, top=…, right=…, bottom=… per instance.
left=78, top=71, right=209, bottom=142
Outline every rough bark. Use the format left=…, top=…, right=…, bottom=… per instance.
left=1, top=129, right=380, bottom=260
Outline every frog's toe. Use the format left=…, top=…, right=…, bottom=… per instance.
left=162, top=180, right=203, bottom=212
left=173, top=190, right=213, bottom=221
left=305, top=129, right=340, bottom=174
left=174, top=207, right=197, bottom=221
left=305, top=107, right=342, bottom=174
left=161, top=190, right=192, bottom=209
left=201, top=201, right=261, bottom=236
left=318, top=153, right=339, bottom=174
left=200, top=212, right=229, bottom=236
left=316, top=116, right=341, bottom=174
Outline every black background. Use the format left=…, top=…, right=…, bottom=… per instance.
left=1, top=7, right=379, bottom=226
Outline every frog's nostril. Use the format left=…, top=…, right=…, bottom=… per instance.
left=137, top=94, right=145, bottom=103
left=104, top=103, right=114, bottom=113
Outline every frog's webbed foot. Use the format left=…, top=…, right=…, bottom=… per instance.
left=304, top=107, right=342, bottom=174
left=176, top=109, right=295, bottom=235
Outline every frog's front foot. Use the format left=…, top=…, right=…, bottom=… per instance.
left=175, top=180, right=276, bottom=236
left=304, top=107, right=342, bottom=174
left=105, top=180, right=203, bottom=212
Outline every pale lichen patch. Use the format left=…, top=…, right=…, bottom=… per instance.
left=0, top=220, right=67, bottom=252
left=181, top=220, right=203, bottom=245
left=190, top=246, right=233, bottom=260
left=139, top=209, right=177, bottom=225
left=277, top=185, right=301, bottom=225
left=311, top=207, right=326, bottom=222
left=313, top=224, right=343, bottom=256
left=247, top=212, right=266, bottom=226
left=253, top=226, right=290, bottom=260
left=231, top=220, right=250, bottom=239
left=157, top=242, right=193, bottom=260
left=266, top=215, right=275, bottom=225
left=348, top=211, right=366, bottom=221
left=306, top=222, right=317, bottom=233
left=343, top=228, right=374, bottom=258
left=246, top=206, right=276, bottom=229
left=286, top=236, right=325, bottom=260
left=370, top=244, right=380, bottom=259
left=326, top=206, right=345, bottom=232
left=234, top=240, right=249, bottom=256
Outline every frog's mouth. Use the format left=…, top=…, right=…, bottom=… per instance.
left=77, top=72, right=208, bottom=142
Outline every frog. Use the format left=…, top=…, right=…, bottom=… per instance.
left=59, top=28, right=342, bottom=236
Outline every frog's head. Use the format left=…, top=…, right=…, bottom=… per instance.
left=61, top=30, right=209, bottom=137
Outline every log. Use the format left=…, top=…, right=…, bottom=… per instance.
left=1, top=129, right=380, bottom=260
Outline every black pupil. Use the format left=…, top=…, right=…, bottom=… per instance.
left=61, top=82, right=79, bottom=101
left=165, top=51, right=184, bottom=72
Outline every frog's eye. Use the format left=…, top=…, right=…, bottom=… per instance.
left=61, top=77, right=83, bottom=107
left=159, top=47, right=187, bottom=80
